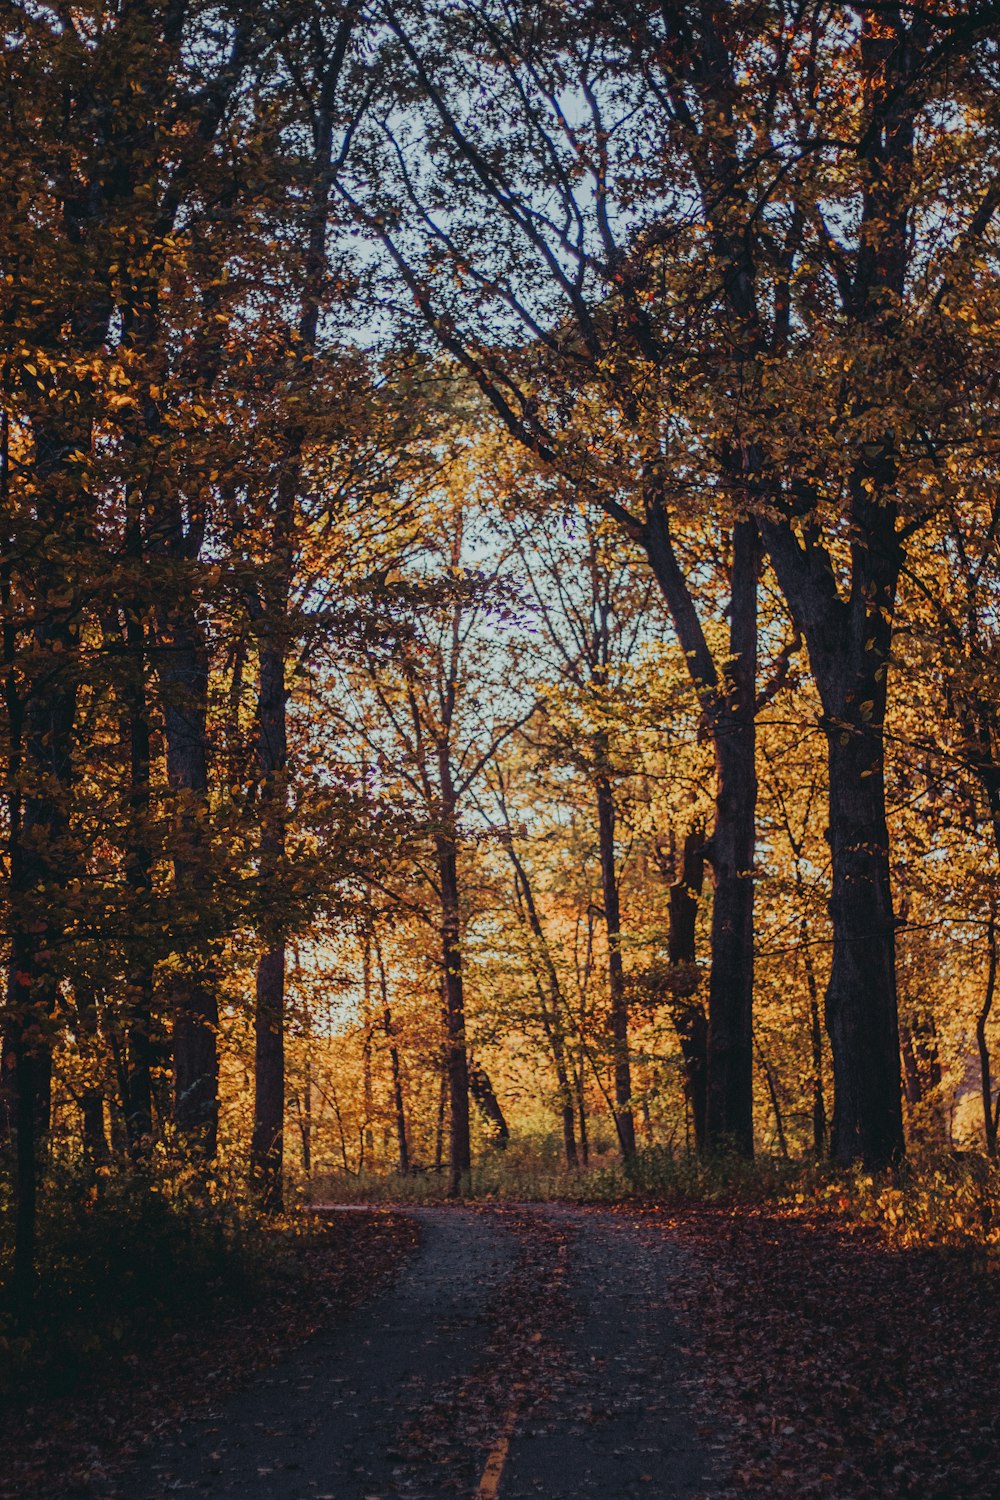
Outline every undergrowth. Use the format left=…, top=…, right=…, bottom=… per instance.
left=0, top=1159, right=299, bottom=1403
left=8, top=1138, right=997, bottom=1406
left=311, top=1140, right=1000, bottom=1256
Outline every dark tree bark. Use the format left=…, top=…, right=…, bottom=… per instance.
left=374, top=936, right=410, bottom=1175
left=156, top=596, right=219, bottom=1155
left=434, top=1068, right=447, bottom=1173
left=703, top=521, right=758, bottom=1153
left=754, top=1032, right=789, bottom=1158
left=594, top=768, right=636, bottom=1159
left=825, top=683, right=903, bottom=1166
left=753, top=14, right=922, bottom=1169
left=6, top=424, right=84, bottom=1299
left=977, top=911, right=999, bottom=1158
left=248, top=8, right=359, bottom=1209
left=804, top=929, right=827, bottom=1159
left=645, top=510, right=759, bottom=1155
left=469, top=1063, right=510, bottom=1149
left=763, top=493, right=905, bottom=1168
left=295, top=1055, right=313, bottom=1179
left=665, top=827, right=708, bottom=1151
left=248, top=614, right=288, bottom=1212
left=114, top=506, right=156, bottom=1153
left=80, top=1090, right=110, bottom=1167
left=437, top=826, right=471, bottom=1193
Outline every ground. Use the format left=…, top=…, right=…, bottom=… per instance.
left=6, top=1199, right=1000, bottom=1499
left=126, top=1206, right=707, bottom=1499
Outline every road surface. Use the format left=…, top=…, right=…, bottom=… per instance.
left=128, top=1205, right=710, bottom=1500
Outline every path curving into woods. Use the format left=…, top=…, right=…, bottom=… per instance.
left=126, top=1205, right=710, bottom=1500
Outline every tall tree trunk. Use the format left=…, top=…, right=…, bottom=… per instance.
left=300, top=1055, right=313, bottom=1178
left=761, top=493, right=905, bottom=1169
left=388, top=1034, right=409, bottom=1174
left=822, top=703, right=903, bottom=1167
left=156, top=602, right=219, bottom=1156
left=806, top=946, right=826, bottom=1158
left=120, top=539, right=155, bottom=1151
left=81, top=1091, right=110, bottom=1167
left=594, top=770, right=635, bottom=1159
left=794, top=881, right=827, bottom=1158
left=977, top=912, right=999, bottom=1158
left=6, top=473, right=80, bottom=1298
left=437, top=829, right=471, bottom=1193
left=643, top=507, right=759, bottom=1158
left=246, top=8, right=360, bottom=1204
left=666, top=827, right=708, bottom=1151
left=0, top=409, right=16, bottom=1162
left=754, top=1032, right=789, bottom=1158
left=386, top=1010, right=409, bottom=1176
left=7, top=648, right=76, bottom=1298
left=703, top=520, right=758, bottom=1155
left=434, top=1068, right=447, bottom=1173
left=373, top=932, right=409, bottom=1174
left=361, top=936, right=375, bottom=1159
left=577, top=1079, right=589, bottom=1167
left=249, top=608, right=288, bottom=1212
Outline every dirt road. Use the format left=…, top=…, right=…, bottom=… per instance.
left=128, top=1205, right=709, bottom=1500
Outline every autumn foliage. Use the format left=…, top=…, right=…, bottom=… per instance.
left=2, top=1, right=1000, bottom=1349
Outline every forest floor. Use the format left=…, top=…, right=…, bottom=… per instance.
left=0, top=1209, right=418, bottom=1500
left=7, top=1197, right=1000, bottom=1498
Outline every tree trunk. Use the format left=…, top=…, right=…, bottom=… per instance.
left=594, top=771, right=635, bottom=1159
left=577, top=1055, right=589, bottom=1167
left=388, top=1017, right=409, bottom=1176
left=761, top=490, right=906, bottom=1170
left=300, top=1056, right=313, bottom=1178
left=437, top=832, right=471, bottom=1192
left=251, top=948, right=285, bottom=1209
left=797, top=910, right=827, bottom=1158
left=822, top=715, right=904, bottom=1166
left=754, top=1033, right=789, bottom=1158
left=667, top=826, right=708, bottom=1150
left=503, top=834, right=579, bottom=1167
left=705, top=519, right=758, bottom=1156
left=469, top=1063, right=510, bottom=1149
left=122, top=580, right=155, bottom=1151
left=705, top=712, right=757, bottom=1155
left=977, top=911, right=999, bottom=1157
left=809, top=977, right=826, bottom=1159
left=157, top=604, right=219, bottom=1155
left=434, top=1068, right=447, bottom=1173
left=6, top=565, right=79, bottom=1301
left=373, top=936, right=409, bottom=1174
left=642, top=509, right=758, bottom=1158
left=249, top=614, right=288, bottom=1212
left=901, top=1024, right=926, bottom=1108
left=81, top=1091, right=110, bottom=1166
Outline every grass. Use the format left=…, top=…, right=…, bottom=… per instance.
left=308, top=1140, right=807, bottom=1207
left=309, top=1137, right=1000, bottom=1254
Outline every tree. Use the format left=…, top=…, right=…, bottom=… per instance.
left=336, top=470, right=527, bottom=1190
left=341, top=0, right=1000, bottom=1166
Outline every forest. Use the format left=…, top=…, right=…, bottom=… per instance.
left=3, top=3, right=1000, bottom=1495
